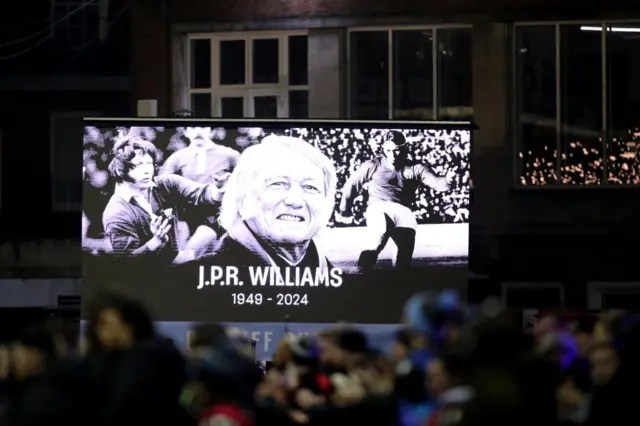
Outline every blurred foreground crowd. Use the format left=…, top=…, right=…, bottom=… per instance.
left=0, top=291, right=638, bottom=426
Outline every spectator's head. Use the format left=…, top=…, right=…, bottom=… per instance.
left=535, top=330, right=578, bottom=370
left=422, top=347, right=472, bottom=406
left=592, top=311, right=627, bottom=346
left=316, top=328, right=342, bottom=367
left=272, top=339, right=293, bottom=371
left=289, top=335, right=320, bottom=369
left=533, top=311, right=564, bottom=342
left=473, top=314, right=533, bottom=367
left=182, top=349, right=244, bottom=413
left=188, top=323, right=228, bottom=358
left=589, top=342, right=619, bottom=386
left=9, top=321, right=60, bottom=381
left=85, top=292, right=155, bottom=352
left=426, top=357, right=448, bottom=397
left=404, top=290, right=467, bottom=349
left=218, top=134, right=337, bottom=246
left=391, top=327, right=416, bottom=362
left=335, top=328, right=368, bottom=369
left=43, top=315, right=71, bottom=358
left=226, top=327, right=255, bottom=360
left=569, top=315, right=596, bottom=357
left=593, top=318, right=612, bottom=345
left=107, top=136, right=159, bottom=187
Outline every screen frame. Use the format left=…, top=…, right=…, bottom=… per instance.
left=81, top=118, right=476, bottom=324
left=83, top=117, right=476, bottom=132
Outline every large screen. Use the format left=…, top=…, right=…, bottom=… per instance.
left=82, top=119, right=471, bottom=323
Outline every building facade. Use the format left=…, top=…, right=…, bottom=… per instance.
left=129, top=0, right=640, bottom=308
left=0, top=0, right=131, bottom=324
left=1, top=0, right=640, bottom=313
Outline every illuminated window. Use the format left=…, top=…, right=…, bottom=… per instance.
left=515, top=22, right=640, bottom=186
left=348, top=27, right=472, bottom=120
left=187, top=32, right=309, bottom=119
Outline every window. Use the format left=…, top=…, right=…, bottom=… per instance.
left=51, top=0, right=99, bottom=45
left=587, top=282, right=640, bottom=309
left=51, top=112, right=94, bottom=212
left=349, top=27, right=473, bottom=120
left=606, top=23, right=640, bottom=184
left=187, top=32, right=309, bottom=118
left=515, top=22, right=640, bottom=186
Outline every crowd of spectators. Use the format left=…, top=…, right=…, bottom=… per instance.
left=0, top=291, right=638, bottom=426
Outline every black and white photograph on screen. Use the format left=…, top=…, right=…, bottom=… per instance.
left=82, top=122, right=470, bottom=278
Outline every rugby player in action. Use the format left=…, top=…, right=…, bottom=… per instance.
left=337, top=131, right=450, bottom=271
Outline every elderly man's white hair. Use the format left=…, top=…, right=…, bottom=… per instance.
left=218, top=134, right=337, bottom=231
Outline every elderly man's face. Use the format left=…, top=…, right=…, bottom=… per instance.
left=243, top=156, right=327, bottom=244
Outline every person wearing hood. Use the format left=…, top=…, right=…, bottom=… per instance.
left=84, top=292, right=191, bottom=426
left=187, top=323, right=263, bottom=410
left=181, top=346, right=256, bottom=426
left=0, top=321, right=96, bottom=426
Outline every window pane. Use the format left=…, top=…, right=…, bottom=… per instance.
left=254, top=96, right=278, bottom=118
left=350, top=31, right=389, bottom=119
left=438, top=27, right=473, bottom=120
left=606, top=22, right=640, bottom=185
left=220, top=40, right=246, bottom=85
left=220, top=97, right=244, bottom=118
left=560, top=25, right=603, bottom=185
left=288, top=35, right=308, bottom=85
left=393, top=30, right=433, bottom=120
left=515, top=25, right=557, bottom=185
left=289, top=90, right=308, bottom=118
left=191, top=93, right=211, bottom=117
left=252, top=38, right=279, bottom=84
left=190, top=39, right=211, bottom=88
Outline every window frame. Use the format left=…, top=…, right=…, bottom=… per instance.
left=587, top=281, right=640, bottom=309
left=513, top=20, right=640, bottom=188
left=248, top=88, right=289, bottom=119
left=214, top=90, right=250, bottom=118
left=346, top=25, right=473, bottom=120
left=185, top=31, right=309, bottom=118
left=50, top=110, right=99, bottom=212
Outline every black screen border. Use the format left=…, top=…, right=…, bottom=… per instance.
left=81, top=118, right=475, bottom=323
left=83, top=117, right=477, bottom=132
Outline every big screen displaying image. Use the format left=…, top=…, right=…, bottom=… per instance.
left=82, top=119, right=471, bottom=323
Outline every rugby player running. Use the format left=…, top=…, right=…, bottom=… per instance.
left=337, top=131, right=450, bottom=271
